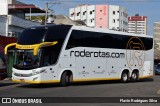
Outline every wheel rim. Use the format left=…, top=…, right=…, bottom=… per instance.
left=66, top=76, right=69, bottom=83
left=132, top=73, right=137, bottom=80
left=122, top=73, right=128, bottom=81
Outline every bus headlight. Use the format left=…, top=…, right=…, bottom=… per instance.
left=32, top=69, right=46, bottom=76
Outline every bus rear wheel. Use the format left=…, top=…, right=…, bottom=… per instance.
left=131, top=71, right=139, bottom=82
left=121, top=71, right=129, bottom=83
left=60, top=71, right=72, bottom=86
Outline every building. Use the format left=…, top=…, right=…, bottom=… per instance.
left=128, top=14, right=147, bottom=35
left=0, top=16, right=7, bottom=36
left=154, top=22, right=160, bottom=59
left=154, top=22, right=160, bottom=45
left=108, top=5, right=128, bottom=32
left=0, top=0, right=45, bottom=37
left=69, top=4, right=128, bottom=32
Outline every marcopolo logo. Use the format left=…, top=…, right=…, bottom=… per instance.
left=70, top=49, right=125, bottom=58
left=126, top=37, right=145, bottom=70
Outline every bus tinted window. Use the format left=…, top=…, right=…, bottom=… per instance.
left=41, top=25, right=71, bottom=65
left=45, top=25, right=71, bottom=43
left=18, top=28, right=48, bottom=45
left=66, top=30, right=153, bottom=50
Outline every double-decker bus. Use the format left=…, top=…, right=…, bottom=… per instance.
left=5, top=25, right=154, bottom=86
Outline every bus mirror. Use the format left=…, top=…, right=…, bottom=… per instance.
left=33, top=41, right=58, bottom=56
left=4, top=43, right=16, bottom=55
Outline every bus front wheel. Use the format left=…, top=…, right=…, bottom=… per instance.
left=60, top=71, right=72, bottom=86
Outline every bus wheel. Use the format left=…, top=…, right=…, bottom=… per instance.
left=121, top=71, right=129, bottom=83
left=131, top=71, right=139, bottom=82
left=60, top=71, right=72, bottom=86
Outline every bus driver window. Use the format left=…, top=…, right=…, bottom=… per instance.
left=24, top=53, right=33, bottom=65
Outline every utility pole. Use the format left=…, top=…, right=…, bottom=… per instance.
left=45, top=0, right=61, bottom=25
left=45, top=2, right=48, bottom=25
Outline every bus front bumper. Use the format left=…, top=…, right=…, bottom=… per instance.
left=12, top=74, right=60, bottom=84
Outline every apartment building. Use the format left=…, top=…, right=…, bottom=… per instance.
left=154, top=22, right=160, bottom=45
left=128, top=14, right=147, bottom=35
left=69, top=4, right=128, bottom=32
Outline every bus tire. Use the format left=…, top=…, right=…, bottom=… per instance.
left=60, top=71, right=72, bottom=86
left=121, top=71, right=129, bottom=83
left=131, top=71, right=139, bottom=82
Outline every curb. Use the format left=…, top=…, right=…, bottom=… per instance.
left=3, top=78, right=11, bottom=81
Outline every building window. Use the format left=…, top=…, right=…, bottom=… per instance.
left=113, top=19, right=115, bottom=23
left=83, top=11, right=86, bottom=15
left=113, top=11, right=115, bottom=15
left=91, top=19, right=92, bottom=23
left=90, top=11, right=92, bottom=15
left=71, top=13, right=74, bottom=17
left=77, top=12, right=80, bottom=16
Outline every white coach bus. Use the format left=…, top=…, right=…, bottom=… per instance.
left=5, top=25, right=154, bottom=86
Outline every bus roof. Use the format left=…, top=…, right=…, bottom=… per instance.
left=28, top=24, right=152, bottom=39
left=71, top=25, right=153, bottom=38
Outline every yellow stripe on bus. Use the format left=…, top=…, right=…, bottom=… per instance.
left=12, top=79, right=60, bottom=84
left=12, top=75, right=153, bottom=84
left=73, top=78, right=121, bottom=82
left=139, top=75, right=153, bottom=79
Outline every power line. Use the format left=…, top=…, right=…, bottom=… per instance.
left=40, top=0, right=160, bottom=3
left=45, top=0, right=61, bottom=24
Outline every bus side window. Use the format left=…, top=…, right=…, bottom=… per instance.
left=43, top=56, right=50, bottom=66
left=42, top=46, right=58, bottom=66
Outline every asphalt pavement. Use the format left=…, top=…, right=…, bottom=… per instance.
left=0, top=75, right=160, bottom=106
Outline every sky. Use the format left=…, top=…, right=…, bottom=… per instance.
left=19, top=0, right=160, bottom=36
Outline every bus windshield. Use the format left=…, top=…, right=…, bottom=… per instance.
left=13, top=50, right=41, bottom=70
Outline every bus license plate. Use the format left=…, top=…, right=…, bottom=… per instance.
left=20, top=79, right=25, bottom=82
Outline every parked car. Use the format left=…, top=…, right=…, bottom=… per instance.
left=155, top=64, right=160, bottom=75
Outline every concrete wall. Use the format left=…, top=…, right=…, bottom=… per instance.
left=0, top=16, right=7, bottom=36
left=96, top=5, right=108, bottom=29
left=86, top=5, right=95, bottom=27
left=69, top=8, right=75, bottom=20
left=80, top=5, right=87, bottom=24
left=119, top=6, right=128, bottom=32
left=108, top=5, right=120, bottom=30
left=0, top=0, right=8, bottom=15
left=75, top=6, right=81, bottom=20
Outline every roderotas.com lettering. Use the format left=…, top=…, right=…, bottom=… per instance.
left=70, top=49, right=125, bottom=58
